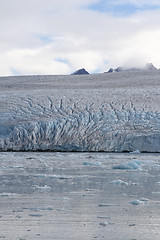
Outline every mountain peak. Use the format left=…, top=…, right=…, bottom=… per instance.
left=71, top=68, right=89, bottom=75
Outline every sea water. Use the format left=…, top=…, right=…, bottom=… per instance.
left=0, top=152, right=160, bottom=239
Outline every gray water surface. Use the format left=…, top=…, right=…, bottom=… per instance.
left=0, top=152, right=160, bottom=239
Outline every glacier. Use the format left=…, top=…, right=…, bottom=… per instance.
left=0, top=70, right=160, bottom=152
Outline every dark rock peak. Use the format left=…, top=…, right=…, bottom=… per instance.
left=145, top=63, right=157, bottom=70
left=71, top=68, right=89, bottom=75
left=106, top=63, right=157, bottom=73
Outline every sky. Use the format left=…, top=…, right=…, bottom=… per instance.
left=1, top=0, right=160, bottom=76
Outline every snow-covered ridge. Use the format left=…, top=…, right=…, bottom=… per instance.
left=0, top=71, right=160, bottom=152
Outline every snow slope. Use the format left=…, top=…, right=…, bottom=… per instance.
left=0, top=70, right=160, bottom=152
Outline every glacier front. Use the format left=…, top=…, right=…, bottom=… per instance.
left=0, top=70, right=160, bottom=152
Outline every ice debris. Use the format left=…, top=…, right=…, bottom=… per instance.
left=109, top=179, right=129, bottom=186
left=23, top=206, right=53, bottom=211
left=113, top=159, right=142, bottom=170
left=97, top=216, right=110, bottom=219
left=130, top=150, right=140, bottom=154
left=129, top=223, right=136, bottom=227
left=129, top=198, right=149, bottom=205
left=99, top=222, right=107, bottom=226
left=33, top=185, right=51, bottom=191
left=98, top=203, right=119, bottom=207
left=83, top=161, right=102, bottom=166
left=28, top=214, right=43, bottom=217
left=0, top=192, right=18, bottom=197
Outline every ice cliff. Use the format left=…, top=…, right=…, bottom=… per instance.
left=0, top=70, right=160, bottom=152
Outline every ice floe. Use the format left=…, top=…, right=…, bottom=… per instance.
left=23, top=206, right=53, bottom=211
left=28, top=214, right=43, bottom=217
left=130, top=150, right=141, bottom=154
left=83, top=161, right=102, bottom=166
left=0, top=193, right=18, bottom=197
left=109, top=179, right=129, bottom=186
left=129, top=198, right=149, bottom=205
left=99, top=222, right=107, bottom=226
left=113, top=159, right=142, bottom=170
left=33, top=185, right=51, bottom=192
left=98, top=203, right=119, bottom=207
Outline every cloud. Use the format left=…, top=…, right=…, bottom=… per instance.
left=0, top=0, right=160, bottom=75
left=87, top=0, right=160, bottom=16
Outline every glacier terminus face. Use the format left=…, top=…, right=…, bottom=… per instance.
left=0, top=70, right=160, bottom=152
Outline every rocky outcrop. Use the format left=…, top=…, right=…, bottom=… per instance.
left=71, top=68, right=89, bottom=75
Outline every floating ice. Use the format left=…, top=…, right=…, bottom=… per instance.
left=33, top=185, right=51, bottom=191
left=113, top=160, right=142, bottom=170
left=23, top=206, right=53, bottom=211
left=83, top=161, right=102, bottom=166
left=82, top=193, right=95, bottom=197
left=53, top=197, right=69, bottom=201
left=34, top=174, right=47, bottom=178
left=129, top=199, right=149, bottom=205
left=15, top=215, right=22, bottom=219
left=99, top=222, right=107, bottom=226
left=98, top=203, right=119, bottom=207
left=130, top=150, right=140, bottom=154
left=152, top=192, right=160, bottom=195
left=97, top=216, right=110, bottom=219
left=129, top=223, right=136, bottom=227
left=140, top=198, right=149, bottom=203
left=58, top=176, right=73, bottom=180
left=109, top=179, right=129, bottom=186
left=28, top=214, right=43, bottom=217
left=0, top=193, right=18, bottom=197
left=129, top=200, right=144, bottom=205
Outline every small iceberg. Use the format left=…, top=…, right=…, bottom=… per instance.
left=28, top=214, right=43, bottom=217
left=83, top=161, right=102, bottom=166
left=33, top=185, right=51, bottom=192
left=109, top=179, right=129, bottom=186
left=130, top=150, right=141, bottom=154
left=113, top=159, right=142, bottom=170
left=99, top=222, right=107, bottom=226
left=129, top=198, right=149, bottom=206
left=23, top=206, right=53, bottom=211
left=98, top=203, right=119, bottom=207
left=0, top=193, right=18, bottom=197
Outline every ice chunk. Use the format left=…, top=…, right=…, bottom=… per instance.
left=113, top=160, right=142, bottom=170
left=129, top=199, right=148, bottom=205
left=109, top=179, right=129, bottom=186
left=97, top=216, right=110, bottom=219
left=23, top=206, right=53, bottom=211
left=28, top=214, right=43, bottom=217
left=98, top=203, right=119, bottom=207
left=33, top=185, right=51, bottom=192
left=0, top=193, right=18, bottom=197
left=53, top=197, right=69, bottom=201
left=82, top=193, right=95, bottom=197
left=83, top=161, right=102, bottom=166
left=140, top=198, right=149, bottom=203
left=130, top=150, right=140, bottom=154
left=129, top=223, right=136, bottom=227
left=99, top=222, right=107, bottom=226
